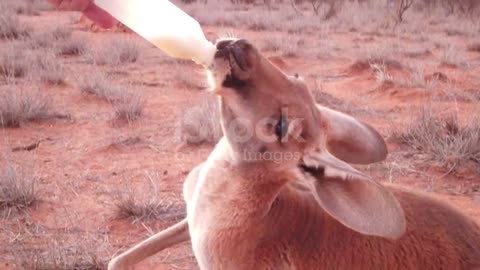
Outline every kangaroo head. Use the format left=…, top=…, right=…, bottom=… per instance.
left=208, top=38, right=405, bottom=239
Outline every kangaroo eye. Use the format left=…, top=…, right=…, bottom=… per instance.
left=275, top=113, right=289, bottom=141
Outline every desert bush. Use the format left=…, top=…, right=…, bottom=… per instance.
left=371, top=63, right=394, bottom=84
left=306, top=0, right=343, bottom=19
left=114, top=92, right=144, bottom=123
left=27, top=27, right=72, bottom=50
left=467, top=42, right=480, bottom=52
left=177, top=96, right=222, bottom=144
left=88, top=38, right=140, bottom=65
left=35, top=54, right=67, bottom=85
left=174, top=62, right=208, bottom=90
left=0, top=13, right=31, bottom=39
left=390, top=0, right=414, bottom=25
left=113, top=172, right=184, bottom=223
left=1, top=0, right=39, bottom=16
left=57, top=36, right=87, bottom=56
left=394, top=109, right=480, bottom=174
left=78, top=73, right=121, bottom=102
left=19, top=233, right=108, bottom=270
left=0, top=46, right=31, bottom=79
left=261, top=35, right=304, bottom=57
left=0, top=163, right=37, bottom=216
left=440, top=45, right=466, bottom=68
left=0, top=83, right=52, bottom=127
left=357, top=43, right=404, bottom=70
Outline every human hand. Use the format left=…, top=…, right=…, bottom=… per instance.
left=47, top=0, right=117, bottom=28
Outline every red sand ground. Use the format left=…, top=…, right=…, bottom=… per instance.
left=1, top=7, right=479, bottom=270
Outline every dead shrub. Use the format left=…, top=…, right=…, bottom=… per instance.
left=57, top=36, right=87, bottom=56
left=0, top=83, right=53, bottom=127
left=467, top=42, right=480, bottom=52
left=78, top=73, right=120, bottom=102
left=0, top=46, right=30, bottom=79
left=1, top=0, right=39, bottom=16
left=19, top=232, right=108, bottom=270
left=174, top=62, right=208, bottom=90
left=88, top=38, right=140, bottom=65
left=394, top=110, right=480, bottom=174
left=261, top=35, right=304, bottom=57
left=114, top=92, right=144, bottom=123
left=113, top=172, right=185, bottom=223
left=440, top=45, right=467, bottom=68
left=0, top=13, right=31, bottom=39
left=390, top=0, right=414, bottom=25
left=0, top=163, right=37, bottom=216
left=177, top=96, right=223, bottom=145
left=36, top=54, right=67, bottom=85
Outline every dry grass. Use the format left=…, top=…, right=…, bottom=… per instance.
left=27, top=27, right=72, bottom=50
left=174, top=62, right=208, bottom=90
left=1, top=0, right=40, bottom=16
left=394, top=109, right=480, bottom=174
left=113, top=172, right=184, bottom=223
left=177, top=96, right=222, bottom=145
left=371, top=63, right=394, bottom=84
left=440, top=45, right=467, bottom=68
left=114, top=92, right=144, bottom=123
left=88, top=38, right=140, bottom=65
left=364, top=46, right=404, bottom=69
left=467, top=42, right=480, bottom=52
left=36, top=54, right=67, bottom=85
left=261, top=35, right=305, bottom=57
left=0, top=163, right=37, bottom=217
left=57, top=36, right=87, bottom=56
left=78, top=73, right=120, bottom=102
left=18, top=232, right=109, bottom=270
left=0, top=46, right=30, bottom=79
left=0, top=13, right=31, bottom=39
left=0, top=83, right=52, bottom=127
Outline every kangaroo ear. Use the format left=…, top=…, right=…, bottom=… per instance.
left=317, top=105, right=388, bottom=164
left=302, top=151, right=406, bottom=239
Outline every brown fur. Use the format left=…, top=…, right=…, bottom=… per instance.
left=182, top=142, right=480, bottom=270
left=108, top=38, right=480, bottom=270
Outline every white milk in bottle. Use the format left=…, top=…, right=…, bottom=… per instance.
left=95, top=0, right=216, bottom=67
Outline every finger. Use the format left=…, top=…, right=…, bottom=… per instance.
left=83, top=2, right=117, bottom=28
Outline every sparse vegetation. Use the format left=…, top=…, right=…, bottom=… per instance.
left=0, top=84, right=52, bottom=127
left=19, top=232, right=109, bottom=270
left=260, top=35, right=304, bottom=57
left=372, top=63, right=394, bottom=84
left=440, top=45, right=467, bottom=68
left=114, top=92, right=144, bottom=123
left=88, top=38, right=140, bottom=65
left=78, top=73, right=120, bottom=102
left=57, top=36, right=87, bottom=56
left=0, top=163, right=37, bottom=216
left=36, top=54, right=67, bottom=85
left=467, top=42, right=480, bottom=52
left=391, top=0, right=414, bottom=26
left=113, top=172, right=184, bottom=223
left=0, top=46, right=30, bottom=79
left=0, top=13, right=31, bottom=39
left=394, top=110, right=480, bottom=174
left=174, top=62, right=208, bottom=90
left=27, top=27, right=72, bottom=50
left=178, top=96, right=222, bottom=144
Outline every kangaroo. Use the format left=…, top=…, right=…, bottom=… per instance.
left=108, top=38, right=480, bottom=270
